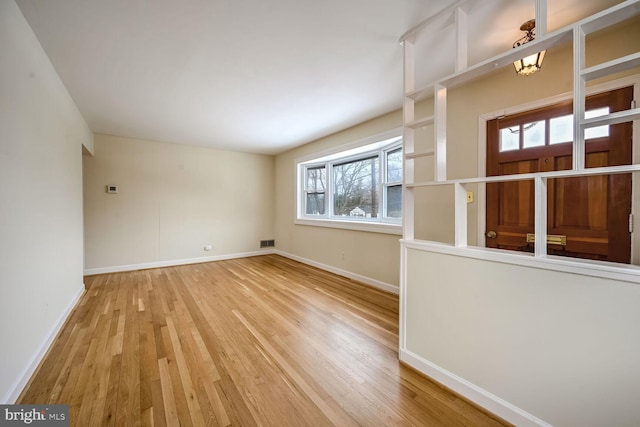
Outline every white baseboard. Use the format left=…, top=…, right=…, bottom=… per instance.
left=83, top=250, right=275, bottom=276
left=274, top=250, right=399, bottom=295
left=2, top=283, right=86, bottom=404
left=399, top=348, right=552, bottom=427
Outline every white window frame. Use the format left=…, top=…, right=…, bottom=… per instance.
left=295, top=129, right=403, bottom=235
left=382, top=146, right=403, bottom=220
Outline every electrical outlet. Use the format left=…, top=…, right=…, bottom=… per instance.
left=467, top=191, right=474, bottom=203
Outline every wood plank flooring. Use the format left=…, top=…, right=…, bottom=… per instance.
left=19, top=255, right=509, bottom=426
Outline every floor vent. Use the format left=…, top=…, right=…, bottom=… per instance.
left=260, top=239, right=275, bottom=248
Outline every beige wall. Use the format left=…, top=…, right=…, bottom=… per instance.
left=83, top=134, right=275, bottom=271
left=275, top=112, right=403, bottom=288
left=0, top=0, right=92, bottom=403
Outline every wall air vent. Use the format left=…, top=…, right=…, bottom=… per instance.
left=260, top=239, right=275, bottom=248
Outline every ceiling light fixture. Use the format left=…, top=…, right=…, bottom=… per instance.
left=513, top=19, right=546, bottom=76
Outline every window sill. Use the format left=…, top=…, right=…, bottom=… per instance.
left=295, top=218, right=402, bottom=235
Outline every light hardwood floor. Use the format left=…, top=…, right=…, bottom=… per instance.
left=19, top=255, right=509, bottom=426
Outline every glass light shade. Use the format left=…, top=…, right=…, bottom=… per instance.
left=514, top=50, right=546, bottom=76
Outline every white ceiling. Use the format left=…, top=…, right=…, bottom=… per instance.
left=16, top=0, right=621, bottom=154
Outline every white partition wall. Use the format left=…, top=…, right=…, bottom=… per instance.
left=402, top=245, right=640, bottom=426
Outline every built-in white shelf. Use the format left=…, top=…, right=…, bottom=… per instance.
left=582, top=108, right=640, bottom=128
left=405, top=164, right=640, bottom=188
left=581, top=52, right=640, bottom=81
left=404, top=150, right=435, bottom=160
left=404, top=0, right=640, bottom=104
left=404, top=86, right=434, bottom=101
left=579, top=0, right=640, bottom=34
left=442, top=30, right=573, bottom=89
left=405, top=116, right=434, bottom=129
left=405, top=30, right=572, bottom=102
left=400, top=0, right=640, bottom=255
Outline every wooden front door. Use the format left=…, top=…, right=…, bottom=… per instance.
left=486, top=87, right=633, bottom=263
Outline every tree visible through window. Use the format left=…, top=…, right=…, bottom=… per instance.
left=333, top=156, right=379, bottom=218
left=305, top=166, right=326, bottom=215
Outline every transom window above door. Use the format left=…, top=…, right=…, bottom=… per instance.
left=499, top=107, right=610, bottom=152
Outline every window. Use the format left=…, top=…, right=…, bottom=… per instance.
left=498, top=107, right=610, bottom=152
left=297, top=133, right=402, bottom=233
left=385, top=147, right=403, bottom=219
left=304, top=166, right=326, bottom=215
left=333, top=156, right=379, bottom=218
